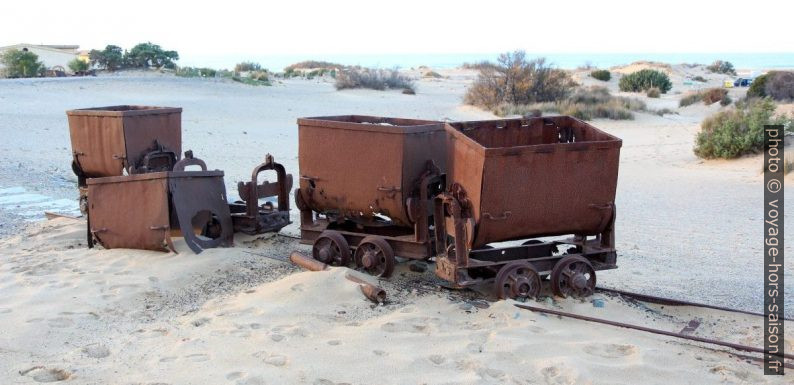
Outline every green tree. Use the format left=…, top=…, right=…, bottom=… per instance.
left=89, top=45, right=124, bottom=71
left=68, top=58, right=89, bottom=73
left=1, top=49, right=44, bottom=78
left=124, top=42, right=179, bottom=69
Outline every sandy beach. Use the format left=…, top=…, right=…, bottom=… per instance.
left=0, top=64, right=792, bottom=384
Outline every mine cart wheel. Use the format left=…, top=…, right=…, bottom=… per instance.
left=312, top=230, right=351, bottom=267
left=494, top=262, right=542, bottom=300
left=354, top=236, right=396, bottom=278
left=550, top=255, right=596, bottom=298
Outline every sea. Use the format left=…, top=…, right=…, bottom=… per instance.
left=180, top=52, right=794, bottom=72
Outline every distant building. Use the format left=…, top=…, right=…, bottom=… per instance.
left=0, top=44, right=81, bottom=74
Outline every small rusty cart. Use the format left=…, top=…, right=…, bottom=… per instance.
left=87, top=155, right=233, bottom=254
left=295, top=115, right=446, bottom=277
left=434, top=116, right=621, bottom=299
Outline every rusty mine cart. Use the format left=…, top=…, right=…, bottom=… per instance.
left=295, top=116, right=446, bottom=278
left=295, top=115, right=621, bottom=300
left=435, top=117, right=621, bottom=300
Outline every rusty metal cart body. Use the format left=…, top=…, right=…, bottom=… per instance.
left=434, top=116, right=621, bottom=299
left=295, top=115, right=446, bottom=277
left=67, top=105, right=182, bottom=181
left=87, top=159, right=233, bottom=254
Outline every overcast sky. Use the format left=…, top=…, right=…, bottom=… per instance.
left=2, top=0, right=792, bottom=56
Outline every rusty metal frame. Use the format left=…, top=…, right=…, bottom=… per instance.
left=229, top=154, right=292, bottom=235
left=298, top=161, right=443, bottom=260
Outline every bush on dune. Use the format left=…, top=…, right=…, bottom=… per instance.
left=706, top=60, right=736, bottom=76
left=335, top=67, right=415, bottom=93
left=679, top=88, right=731, bottom=107
left=646, top=87, right=661, bottom=98
left=694, top=98, right=791, bottom=159
left=464, top=51, right=577, bottom=110
left=495, top=86, right=648, bottom=121
left=764, top=71, right=794, bottom=101
left=619, top=69, right=672, bottom=93
left=284, top=60, right=345, bottom=72
left=234, top=61, right=262, bottom=72
left=590, top=69, right=611, bottom=81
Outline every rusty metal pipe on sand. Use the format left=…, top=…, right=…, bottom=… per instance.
left=289, top=251, right=387, bottom=303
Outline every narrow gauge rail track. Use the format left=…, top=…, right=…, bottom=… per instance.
left=516, top=292, right=794, bottom=369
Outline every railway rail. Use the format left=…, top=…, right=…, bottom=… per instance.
left=516, top=289, right=794, bottom=369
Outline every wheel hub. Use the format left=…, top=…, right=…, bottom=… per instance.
left=571, top=273, right=588, bottom=290
left=512, top=276, right=531, bottom=297
left=362, top=251, right=379, bottom=268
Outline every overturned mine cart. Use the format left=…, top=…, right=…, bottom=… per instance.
left=434, top=116, right=621, bottom=299
left=87, top=154, right=233, bottom=253
left=295, top=115, right=446, bottom=277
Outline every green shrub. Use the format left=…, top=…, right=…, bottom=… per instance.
left=464, top=51, right=576, bottom=109
left=720, top=94, right=732, bottom=106
left=68, top=58, right=89, bottom=73
left=694, top=98, right=791, bottom=159
left=590, top=69, right=611, bottom=81
left=764, top=71, right=794, bottom=101
left=619, top=69, right=672, bottom=93
left=706, top=60, right=736, bottom=76
left=175, top=66, right=217, bottom=78
left=646, top=87, right=661, bottom=98
left=335, top=67, right=414, bottom=92
left=1, top=49, right=44, bottom=78
left=692, top=75, right=707, bottom=82
left=89, top=45, right=124, bottom=71
left=124, top=42, right=178, bottom=69
left=747, top=74, right=767, bottom=98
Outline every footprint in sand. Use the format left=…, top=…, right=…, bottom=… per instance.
left=381, top=320, right=429, bottom=334
left=0, top=308, right=12, bottom=314
left=184, top=353, right=210, bottom=362
left=428, top=354, right=446, bottom=365
left=47, top=317, right=74, bottom=328
left=159, top=356, right=178, bottom=363
left=327, top=340, right=341, bottom=346
left=226, top=371, right=244, bottom=380
left=236, top=375, right=266, bottom=385
left=270, top=334, right=285, bottom=342
left=82, top=344, right=110, bottom=358
left=373, top=350, right=388, bottom=356
left=20, top=366, right=71, bottom=382
left=191, top=317, right=211, bottom=327
left=540, top=365, right=578, bottom=385
left=264, top=354, right=288, bottom=367
left=582, top=343, right=637, bottom=359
